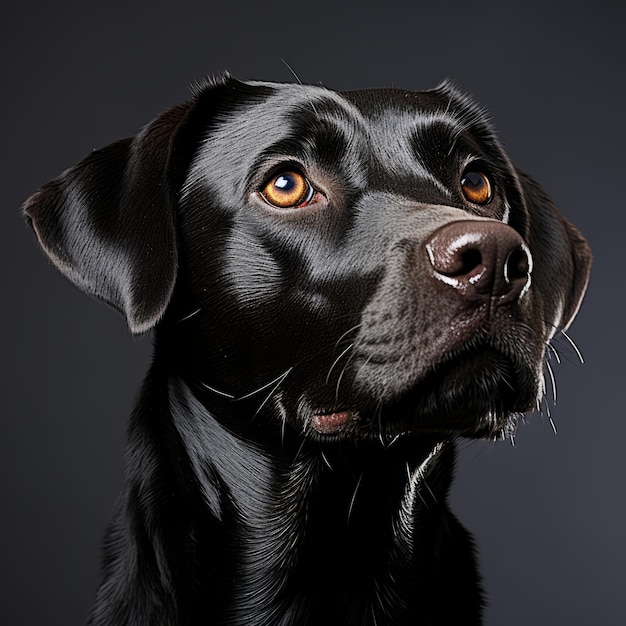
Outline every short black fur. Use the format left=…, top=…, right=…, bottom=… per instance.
left=24, top=75, right=591, bottom=625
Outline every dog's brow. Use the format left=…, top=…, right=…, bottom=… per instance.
left=247, top=80, right=368, bottom=124
left=364, top=110, right=455, bottom=197
left=181, top=85, right=367, bottom=202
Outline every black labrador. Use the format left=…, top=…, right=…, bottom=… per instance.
left=24, top=75, right=591, bottom=625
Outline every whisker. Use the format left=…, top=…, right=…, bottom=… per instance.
left=236, top=367, right=294, bottom=401
left=549, top=416, right=558, bottom=435
left=251, top=368, right=294, bottom=418
left=405, top=461, right=413, bottom=482
left=334, top=349, right=359, bottom=403
left=560, top=329, right=585, bottom=364
left=547, top=342, right=561, bottom=364
left=279, top=57, right=318, bottom=115
left=333, top=323, right=363, bottom=349
left=385, top=434, right=402, bottom=450
left=409, top=463, right=431, bottom=510
left=421, top=478, right=438, bottom=506
left=277, top=399, right=288, bottom=448
left=178, top=307, right=201, bottom=322
left=325, top=343, right=355, bottom=384
left=377, top=402, right=385, bottom=446
left=545, top=360, right=558, bottom=405
left=335, top=365, right=348, bottom=404
left=327, top=324, right=362, bottom=398
left=543, top=396, right=551, bottom=419
left=354, top=352, right=375, bottom=382
left=293, top=435, right=309, bottom=463
left=199, top=382, right=235, bottom=399
left=320, top=450, right=333, bottom=471
left=347, top=473, right=364, bottom=525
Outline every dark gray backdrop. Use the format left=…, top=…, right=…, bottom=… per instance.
left=2, top=1, right=624, bottom=624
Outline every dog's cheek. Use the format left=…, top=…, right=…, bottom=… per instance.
left=221, top=230, right=285, bottom=309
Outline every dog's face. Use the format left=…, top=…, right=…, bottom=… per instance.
left=24, top=76, right=591, bottom=443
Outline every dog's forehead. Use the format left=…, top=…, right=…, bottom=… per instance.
left=214, top=80, right=468, bottom=142
left=204, top=80, right=369, bottom=149
left=183, top=80, right=487, bottom=200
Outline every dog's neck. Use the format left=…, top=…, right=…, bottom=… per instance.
left=161, top=374, right=459, bottom=623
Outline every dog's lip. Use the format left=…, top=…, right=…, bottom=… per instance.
left=310, top=341, right=536, bottom=438
left=311, top=409, right=360, bottom=434
left=341, top=342, right=536, bottom=438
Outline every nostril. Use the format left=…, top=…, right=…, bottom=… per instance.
left=504, top=246, right=531, bottom=282
left=459, top=248, right=483, bottom=277
left=426, top=237, right=485, bottom=277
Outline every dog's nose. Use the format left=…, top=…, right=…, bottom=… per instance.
left=425, top=220, right=532, bottom=303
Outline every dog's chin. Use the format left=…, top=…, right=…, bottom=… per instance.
left=310, top=349, right=538, bottom=441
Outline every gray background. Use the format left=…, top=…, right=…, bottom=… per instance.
left=2, top=1, right=624, bottom=624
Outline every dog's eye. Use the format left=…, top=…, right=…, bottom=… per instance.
left=461, top=170, right=493, bottom=205
left=261, top=171, right=315, bottom=209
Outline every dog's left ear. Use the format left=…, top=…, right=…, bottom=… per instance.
left=517, top=170, right=592, bottom=332
left=23, top=101, right=197, bottom=334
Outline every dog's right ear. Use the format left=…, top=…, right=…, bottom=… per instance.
left=24, top=75, right=276, bottom=333
left=23, top=97, right=201, bottom=334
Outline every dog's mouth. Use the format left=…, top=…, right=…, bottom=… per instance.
left=310, top=345, right=538, bottom=439
left=311, top=410, right=361, bottom=435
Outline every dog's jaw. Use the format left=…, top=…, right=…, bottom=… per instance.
left=298, top=323, right=544, bottom=442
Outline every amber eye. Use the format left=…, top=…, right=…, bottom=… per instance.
left=461, top=170, right=493, bottom=205
left=261, top=170, right=314, bottom=209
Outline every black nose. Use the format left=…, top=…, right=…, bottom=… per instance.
left=425, top=220, right=532, bottom=303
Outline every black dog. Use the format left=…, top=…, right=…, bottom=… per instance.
left=24, top=75, right=591, bottom=625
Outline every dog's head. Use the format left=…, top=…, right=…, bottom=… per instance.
left=24, top=75, right=591, bottom=442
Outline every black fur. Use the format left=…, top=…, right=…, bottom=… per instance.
left=24, top=75, right=591, bottom=625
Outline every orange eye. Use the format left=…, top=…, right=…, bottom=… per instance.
left=461, top=170, right=493, bottom=205
left=261, top=171, right=314, bottom=209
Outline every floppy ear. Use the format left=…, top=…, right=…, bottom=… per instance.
left=517, top=170, right=592, bottom=332
left=23, top=101, right=196, bottom=334
left=558, top=213, right=592, bottom=331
